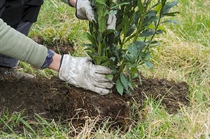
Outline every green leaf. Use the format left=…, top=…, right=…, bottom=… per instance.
left=135, top=41, right=146, bottom=50
left=126, top=24, right=136, bottom=37
left=154, top=2, right=162, bottom=13
left=143, top=13, right=158, bottom=26
left=96, top=0, right=108, bottom=33
left=96, top=0, right=106, bottom=6
left=157, top=25, right=166, bottom=32
left=109, top=10, right=117, bottom=15
left=120, top=73, right=129, bottom=91
left=84, top=43, right=93, bottom=49
left=140, top=29, right=154, bottom=37
left=124, top=54, right=136, bottom=64
left=146, top=10, right=157, bottom=18
left=162, top=19, right=178, bottom=24
left=128, top=43, right=138, bottom=57
left=116, top=79, right=124, bottom=95
left=93, top=55, right=108, bottom=65
left=86, top=0, right=178, bottom=96
left=128, top=81, right=134, bottom=90
left=106, top=74, right=113, bottom=80
left=121, top=15, right=130, bottom=36
left=156, top=30, right=164, bottom=34
left=101, top=61, right=111, bottom=66
left=137, top=0, right=144, bottom=13
left=144, top=60, right=154, bottom=68
left=150, top=41, right=160, bottom=47
left=111, top=2, right=129, bottom=9
left=86, top=51, right=95, bottom=60
left=162, top=1, right=178, bottom=15
left=125, top=61, right=138, bottom=69
left=133, top=12, right=140, bottom=25
left=85, top=32, right=95, bottom=45
left=162, top=12, right=179, bottom=17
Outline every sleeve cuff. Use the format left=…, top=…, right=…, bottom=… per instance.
left=41, top=49, right=55, bottom=69
left=61, top=0, right=74, bottom=7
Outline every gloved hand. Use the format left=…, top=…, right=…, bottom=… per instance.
left=76, top=0, right=96, bottom=22
left=76, top=0, right=117, bottom=29
left=59, top=55, right=114, bottom=95
left=107, top=14, right=117, bottom=30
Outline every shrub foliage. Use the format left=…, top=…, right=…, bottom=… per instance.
left=84, top=0, right=178, bottom=95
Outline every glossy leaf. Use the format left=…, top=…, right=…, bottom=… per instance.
left=162, top=12, right=179, bottom=17
left=120, top=73, right=129, bottom=91
left=126, top=24, right=136, bottom=37
left=144, top=60, right=154, bottom=69
left=128, top=43, right=138, bottom=57
left=86, top=0, right=178, bottom=95
left=162, top=1, right=178, bottom=15
left=85, top=32, right=95, bottom=45
left=140, top=29, right=154, bottom=37
left=135, top=41, right=146, bottom=50
left=162, top=19, right=178, bottom=24
left=116, top=79, right=124, bottom=95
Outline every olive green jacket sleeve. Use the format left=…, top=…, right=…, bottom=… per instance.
left=0, top=19, right=48, bottom=68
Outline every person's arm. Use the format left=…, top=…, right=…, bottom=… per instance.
left=48, top=53, right=62, bottom=71
left=69, top=0, right=76, bottom=7
left=0, top=19, right=113, bottom=95
left=0, top=18, right=63, bottom=72
left=62, top=0, right=76, bottom=7
left=0, top=19, right=47, bottom=67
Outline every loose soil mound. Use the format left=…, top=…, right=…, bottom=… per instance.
left=0, top=73, right=189, bottom=132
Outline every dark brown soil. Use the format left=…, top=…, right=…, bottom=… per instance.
left=0, top=73, right=190, bottom=133
left=0, top=41, right=190, bottom=134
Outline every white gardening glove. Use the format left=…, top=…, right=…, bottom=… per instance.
left=59, top=55, right=114, bottom=95
left=107, top=14, right=117, bottom=30
left=76, top=0, right=96, bottom=22
left=76, top=0, right=117, bottom=29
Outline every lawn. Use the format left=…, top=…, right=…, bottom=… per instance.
left=0, top=0, right=210, bottom=138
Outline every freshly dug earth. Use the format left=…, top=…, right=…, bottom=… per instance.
left=0, top=72, right=190, bottom=133
left=0, top=40, right=190, bottom=133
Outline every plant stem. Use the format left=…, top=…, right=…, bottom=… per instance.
left=97, top=34, right=102, bottom=64
left=114, top=60, right=126, bottom=82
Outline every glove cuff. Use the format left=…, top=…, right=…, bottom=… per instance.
left=58, top=54, right=65, bottom=72
left=75, top=0, right=87, bottom=20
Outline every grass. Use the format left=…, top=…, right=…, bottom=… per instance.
left=1, top=0, right=210, bottom=138
left=29, top=0, right=89, bottom=56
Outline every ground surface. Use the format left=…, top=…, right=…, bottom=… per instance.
left=0, top=72, right=190, bottom=132
left=0, top=41, right=190, bottom=133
